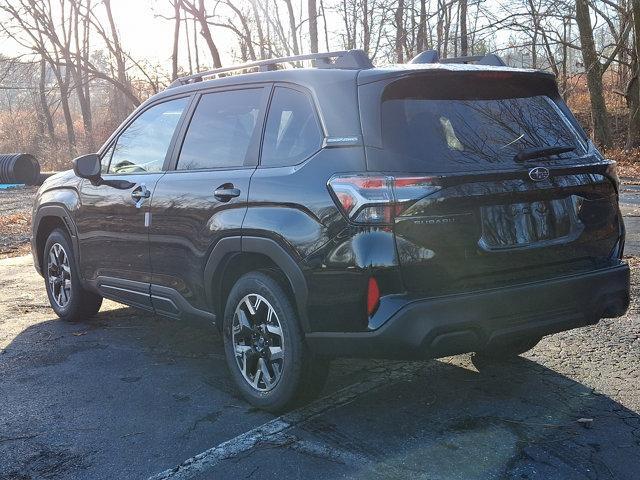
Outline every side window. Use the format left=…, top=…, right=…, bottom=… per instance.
left=177, top=89, right=263, bottom=170
left=109, top=97, right=188, bottom=174
left=261, top=87, right=322, bottom=167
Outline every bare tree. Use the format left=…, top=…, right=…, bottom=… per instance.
left=309, top=0, right=319, bottom=52
left=171, top=0, right=181, bottom=80
left=576, top=0, right=612, bottom=148
left=460, top=0, right=468, bottom=55
left=627, top=0, right=640, bottom=147
left=180, top=0, right=222, bottom=67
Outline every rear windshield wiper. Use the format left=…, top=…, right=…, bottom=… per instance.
left=514, top=145, right=575, bottom=162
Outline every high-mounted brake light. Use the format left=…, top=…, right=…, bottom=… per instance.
left=327, top=174, right=440, bottom=224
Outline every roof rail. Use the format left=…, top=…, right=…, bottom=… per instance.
left=409, top=50, right=507, bottom=67
left=168, top=50, right=374, bottom=88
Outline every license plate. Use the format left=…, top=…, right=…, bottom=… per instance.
left=479, top=197, right=583, bottom=250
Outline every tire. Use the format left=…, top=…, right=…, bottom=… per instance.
left=43, top=228, right=103, bottom=322
left=475, top=336, right=541, bottom=361
left=222, top=271, right=329, bottom=412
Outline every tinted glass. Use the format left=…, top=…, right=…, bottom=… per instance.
left=177, top=89, right=262, bottom=170
left=261, top=87, right=322, bottom=167
left=100, top=144, right=114, bottom=174
left=109, top=98, right=188, bottom=174
left=381, top=96, right=587, bottom=172
left=373, top=75, right=588, bottom=173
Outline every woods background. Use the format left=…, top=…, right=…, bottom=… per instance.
left=0, top=0, right=639, bottom=173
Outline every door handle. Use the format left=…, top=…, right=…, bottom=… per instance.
left=131, top=184, right=151, bottom=208
left=214, top=184, right=241, bottom=202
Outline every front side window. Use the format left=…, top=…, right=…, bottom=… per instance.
left=100, top=144, right=114, bottom=174
left=177, top=89, right=263, bottom=170
left=109, top=97, right=188, bottom=174
left=261, top=87, right=322, bottom=167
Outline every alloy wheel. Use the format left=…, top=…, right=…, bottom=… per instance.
left=231, top=293, right=285, bottom=392
left=47, top=243, right=72, bottom=308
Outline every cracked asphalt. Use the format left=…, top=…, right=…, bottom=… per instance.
left=0, top=185, right=638, bottom=480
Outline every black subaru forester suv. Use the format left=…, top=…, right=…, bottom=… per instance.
left=32, top=50, right=630, bottom=411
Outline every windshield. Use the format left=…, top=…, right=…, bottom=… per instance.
left=379, top=94, right=587, bottom=172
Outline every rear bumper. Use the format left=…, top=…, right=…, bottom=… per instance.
left=306, top=262, right=630, bottom=359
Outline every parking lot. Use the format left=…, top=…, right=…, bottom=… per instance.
left=1, top=185, right=639, bottom=479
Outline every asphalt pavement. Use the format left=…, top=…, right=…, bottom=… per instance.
left=0, top=186, right=639, bottom=480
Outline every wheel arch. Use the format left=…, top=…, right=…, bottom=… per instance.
left=33, top=205, right=78, bottom=276
left=205, top=236, right=310, bottom=332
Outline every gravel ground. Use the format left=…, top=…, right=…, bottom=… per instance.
left=0, top=186, right=37, bottom=258
left=0, top=183, right=638, bottom=480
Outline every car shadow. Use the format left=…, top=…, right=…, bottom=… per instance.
left=1, top=306, right=638, bottom=480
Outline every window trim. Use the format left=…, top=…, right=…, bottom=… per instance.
left=98, top=93, right=194, bottom=176
left=166, top=83, right=271, bottom=173
left=257, top=83, right=326, bottom=169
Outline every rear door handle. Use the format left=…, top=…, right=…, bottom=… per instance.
left=131, top=184, right=151, bottom=208
left=214, top=184, right=241, bottom=202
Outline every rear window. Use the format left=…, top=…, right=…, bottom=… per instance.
left=374, top=76, right=587, bottom=172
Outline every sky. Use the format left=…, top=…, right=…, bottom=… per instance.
left=0, top=0, right=237, bottom=70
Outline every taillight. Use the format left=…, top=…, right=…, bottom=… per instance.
left=366, top=277, right=380, bottom=317
left=327, top=174, right=440, bottom=224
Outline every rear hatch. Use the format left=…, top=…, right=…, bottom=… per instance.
left=358, top=69, right=623, bottom=295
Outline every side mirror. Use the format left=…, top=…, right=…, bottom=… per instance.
left=73, top=153, right=101, bottom=184
left=72, top=153, right=135, bottom=189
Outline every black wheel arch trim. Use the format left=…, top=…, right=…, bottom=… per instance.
left=204, top=235, right=310, bottom=332
left=32, top=204, right=79, bottom=276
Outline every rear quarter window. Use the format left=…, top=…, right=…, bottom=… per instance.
left=260, top=87, right=322, bottom=167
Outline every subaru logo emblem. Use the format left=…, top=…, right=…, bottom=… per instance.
left=529, top=167, right=549, bottom=182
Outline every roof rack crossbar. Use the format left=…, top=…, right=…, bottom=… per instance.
left=168, top=50, right=373, bottom=88
left=409, top=50, right=507, bottom=67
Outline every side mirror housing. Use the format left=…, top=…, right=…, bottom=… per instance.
left=73, top=153, right=101, bottom=184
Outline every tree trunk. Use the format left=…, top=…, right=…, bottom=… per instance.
left=250, top=0, right=266, bottom=58
left=103, top=0, right=137, bottom=117
left=69, top=1, right=93, bottom=149
left=362, top=0, right=370, bottom=55
left=395, top=0, right=405, bottom=62
left=459, top=0, right=468, bottom=56
left=417, top=0, right=426, bottom=52
left=283, top=0, right=300, bottom=55
left=627, top=0, right=640, bottom=148
left=309, top=0, right=318, bottom=53
left=437, top=0, right=444, bottom=56
left=38, top=58, right=55, bottom=140
left=185, top=18, right=193, bottom=74
left=575, top=0, right=612, bottom=148
left=55, top=67, right=76, bottom=155
left=226, top=0, right=257, bottom=60
left=172, top=0, right=181, bottom=80
left=193, top=18, right=200, bottom=71
left=194, top=0, right=222, bottom=67
left=320, top=0, right=330, bottom=51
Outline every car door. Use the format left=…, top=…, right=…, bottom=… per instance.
left=75, top=96, right=191, bottom=310
left=148, top=85, right=270, bottom=319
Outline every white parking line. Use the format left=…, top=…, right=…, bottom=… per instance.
left=148, top=362, right=423, bottom=480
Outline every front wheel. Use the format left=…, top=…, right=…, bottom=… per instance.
left=43, top=228, right=102, bottom=322
left=223, top=271, right=329, bottom=412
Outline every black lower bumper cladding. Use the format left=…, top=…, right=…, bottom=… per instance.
left=306, top=262, right=630, bottom=359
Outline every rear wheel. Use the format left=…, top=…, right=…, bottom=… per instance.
left=475, top=336, right=541, bottom=361
left=44, top=229, right=102, bottom=322
left=223, top=271, right=329, bottom=412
